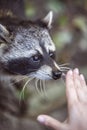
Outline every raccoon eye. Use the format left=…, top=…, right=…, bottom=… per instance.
left=49, top=51, right=55, bottom=59
left=32, top=54, right=42, bottom=62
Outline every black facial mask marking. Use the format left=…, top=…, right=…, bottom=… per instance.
left=7, top=57, right=42, bottom=75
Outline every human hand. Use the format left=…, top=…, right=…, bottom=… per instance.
left=37, top=68, right=87, bottom=130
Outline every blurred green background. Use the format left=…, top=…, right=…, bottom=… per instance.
left=21, top=0, right=87, bottom=123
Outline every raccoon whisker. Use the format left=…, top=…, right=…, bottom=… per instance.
left=20, top=77, right=34, bottom=100
left=61, top=69, right=70, bottom=72
left=60, top=69, right=70, bottom=73
left=42, top=80, right=47, bottom=97
left=39, top=79, right=43, bottom=93
left=40, top=80, right=46, bottom=96
left=60, top=66, right=71, bottom=69
left=35, top=78, right=41, bottom=95
left=59, top=63, right=70, bottom=67
left=35, top=79, right=45, bottom=96
left=59, top=63, right=71, bottom=72
left=61, top=69, right=70, bottom=71
left=39, top=79, right=44, bottom=96
left=39, top=79, right=47, bottom=97
left=13, top=74, right=36, bottom=85
left=60, top=66, right=71, bottom=71
left=11, top=76, right=28, bottom=85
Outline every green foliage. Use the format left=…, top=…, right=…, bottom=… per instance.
left=53, top=30, right=72, bottom=48
left=25, top=1, right=36, bottom=17
left=47, top=0, right=65, bottom=13
left=73, top=17, right=87, bottom=31
left=58, top=15, right=68, bottom=26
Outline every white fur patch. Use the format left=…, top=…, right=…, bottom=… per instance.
left=31, top=65, right=52, bottom=80
left=43, top=11, right=53, bottom=29
left=53, top=61, right=60, bottom=70
left=45, top=43, right=55, bottom=53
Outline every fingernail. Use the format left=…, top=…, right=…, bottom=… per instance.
left=80, top=74, right=84, bottom=80
left=74, top=68, right=79, bottom=74
left=68, top=70, right=72, bottom=75
left=37, top=115, right=45, bottom=123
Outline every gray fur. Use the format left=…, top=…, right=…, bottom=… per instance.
left=1, top=26, right=55, bottom=61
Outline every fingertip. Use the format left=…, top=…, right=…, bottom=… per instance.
left=37, top=115, right=45, bottom=124
left=66, top=69, right=78, bottom=102
left=37, top=115, right=64, bottom=130
left=80, top=74, right=87, bottom=87
left=66, top=70, right=73, bottom=83
left=80, top=74, right=85, bottom=81
left=67, top=70, right=73, bottom=76
left=73, top=68, right=79, bottom=75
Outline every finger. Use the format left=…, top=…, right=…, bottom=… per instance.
left=73, top=69, right=87, bottom=102
left=80, top=74, right=87, bottom=94
left=64, top=118, right=68, bottom=123
left=80, top=74, right=87, bottom=88
left=73, top=68, right=82, bottom=89
left=37, top=115, right=66, bottom=130
left=66, top=70, right=78, bottom=107
left=78, top=74, right=87, bottom=102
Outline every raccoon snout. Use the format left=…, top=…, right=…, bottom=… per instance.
left=52, top=70, right=62, bottom=80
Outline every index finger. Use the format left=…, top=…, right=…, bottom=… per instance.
left=66, top=70, right=78, bottom=108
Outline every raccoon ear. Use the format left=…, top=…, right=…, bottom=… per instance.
left=0, top=24, right=10, bottom=44
left=42, top=11, right=53, bottom=29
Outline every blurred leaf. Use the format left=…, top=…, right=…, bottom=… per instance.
left=25, top=4, right=36, bottom=17
left=73, top=17, right=87, bottom=31
left=47, top=0, right=65, bottom=13
left=58, top=15, right=68, bottom=26
left=53, top=30, right=72, bottom=48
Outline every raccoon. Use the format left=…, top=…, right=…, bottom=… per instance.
left=0, top=11, right=62, bottom=130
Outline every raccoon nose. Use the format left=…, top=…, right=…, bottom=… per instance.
left=52, top=70, right=62, bottom=80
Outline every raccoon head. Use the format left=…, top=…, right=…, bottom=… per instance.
left=0, top=11, right=62, bottom=80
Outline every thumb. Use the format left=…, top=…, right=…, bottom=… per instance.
left=37, top=115, right=66, bottom=130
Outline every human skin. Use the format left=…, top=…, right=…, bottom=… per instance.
left=37, top=68, right=87, bottom=130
